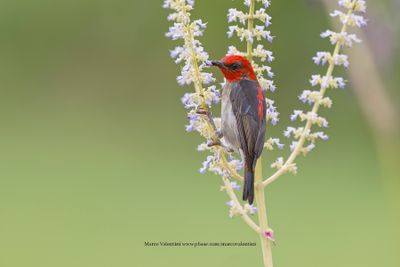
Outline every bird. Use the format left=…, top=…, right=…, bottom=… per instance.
left=209, top=55, right=266, bottom=204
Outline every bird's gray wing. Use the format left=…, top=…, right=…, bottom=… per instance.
left=230, top=79, right=266, bottom=168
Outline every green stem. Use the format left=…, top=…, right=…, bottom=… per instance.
left=246, top=1, right=273, bottom=266
left=185, top=23, right=206, bottom=103
left=223, top=176, right=261, bottom=233
left=182, top=3, right=244, bottom=180
left=255, top=160, right=273, bottom=267
left=247, top=0, right=255, bottom=60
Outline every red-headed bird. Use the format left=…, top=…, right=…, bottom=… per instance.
left=210, top=55, right=266, bottom=204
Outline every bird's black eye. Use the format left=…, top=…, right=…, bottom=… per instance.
left=228, top=62, right=242, bottom=71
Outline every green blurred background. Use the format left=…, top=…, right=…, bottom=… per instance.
left=0, top=0, right=398, bottom=266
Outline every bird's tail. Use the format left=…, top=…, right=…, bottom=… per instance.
left=243, top=164, right=255, bottom=204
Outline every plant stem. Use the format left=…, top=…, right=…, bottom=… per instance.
left=247, top=0, right=255, bottom=60
left=221, top=154, right=244, bottom=182
left=183, top=9, right=245, bottom=181
left=223, top=176, right=261, bottom=233
left=247, top=1, right=273, bottom=266
left=255, top=159, right=273, bottom=267
left=182, top=0, right=254, bottom=235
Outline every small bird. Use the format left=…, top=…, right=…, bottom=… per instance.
left=210, top=55, right=266, bottom=204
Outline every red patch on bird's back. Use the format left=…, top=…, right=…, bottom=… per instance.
left=257, top=86, right=264, bottom=120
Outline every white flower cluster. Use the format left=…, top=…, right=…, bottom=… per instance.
left=226, top=200, right=258, bottom=218
left=321, top=30, right=361, bottom=48
left=165, top=3, right=216, bottom=89
left=313, top=52, right=349, bottom=68
left=165, top=1, right=216, bottom=136
left=221, top=181, right=241, bottom=191
left=264, top=137, right=284, bottom=151
left=330, top=10, right=367, bottom=28
left=283, top=0, right=367, bottom=159
left=227, top=0, right=277, bottom=93
left=227, top=0, right=280, bottom=153
left=271, top=157, right=297, bottom=174
left=198, top=152, right=243, bottom=176
left=299, top=90, right=333, bottom=108
left=165, top=0, right=244, bottom=183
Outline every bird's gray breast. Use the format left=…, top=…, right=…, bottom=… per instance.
left=221, top=83, right=240, bottom=150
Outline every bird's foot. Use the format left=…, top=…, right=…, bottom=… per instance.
left=207, top=140, right=234, bottom=153
left=226, top=147, right=234, bottom=153
left=196, top=107, right=208, bottom=115
left=207, top=140, right=221, bottom=147
left=215, top=130, right=223, bottom=139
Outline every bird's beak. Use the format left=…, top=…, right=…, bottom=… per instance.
left=208, top=60, right=225, bottom=68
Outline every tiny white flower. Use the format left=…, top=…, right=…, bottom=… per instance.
left=227, top=45, right=241, bottom=56
left=271, top=157, right=284, bottom=169
left=334, top=54, right=349, bottom=68
left=226, top=200, right=236, bottom=207
left=338, top=0, right=367, bottom=13
left=310, top=75, right=322, bottom=87
left=290, top=110, right=303, bottom=121
left=321, top=30, right=361, bottom=47
left=261, top=0, right=271, bottom=8
left=330, top=10, right=367, bottom=28
left=272, top=138, right=284, bottom=149
left=315, top=131, right=329, bottom=141
left=299, top=90, right=312, bottom=104
left=200, top=155, right=214, bottom=174
left=227, top=8, right=240, bottom=23
left=284, top=127, right=296, bottom=138
left=254, top=25, right=273, bottom=42
left=228, top=203, right=241, bottom=218
left=313, top=52, right=330, bottom=65
left=165, top=22, right=185, bottom=40
left=253, top=45, right=274, bottom=62
left=265, top=99, right=279, bottom=125
left=201, top=72, right=215, bottom=85
left=227, top=26, right=238, bottom=38
left=244, top=204, right=258, bottom=215
left=264, top=138, right=284, bottom=150
left=230, top=181, right=241, bottom=191
left=197, top=143, right=209, bottom=151
left=334, top=77, right=346, bottom=88
left=354, top=0, right=367, bottom=13
left=320, top=97, right=333, bottom=108
left=304, top=143, right=316, bottom=154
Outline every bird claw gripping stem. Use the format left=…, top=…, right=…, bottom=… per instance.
left=195, top=105, right=232, bottom=152
left=196, top=106, right=221, bottom=141
left=195, top=106, right=208, bottom=115
left=207, top=138, right=234, bottom=153
left=215, top=130, right=223, bottom=139
left=207, top=140, right=221, bottom=147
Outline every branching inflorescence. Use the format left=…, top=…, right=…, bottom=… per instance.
left=227, top=0, right=283, bottom=154
left=164, top=0, right=367, bottom=266
left=263, top=0, right=367, bottom=188
left=164, top=0, right=260, bottom=233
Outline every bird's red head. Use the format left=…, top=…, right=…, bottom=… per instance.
left=210, top=55, right=257, bottom=82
